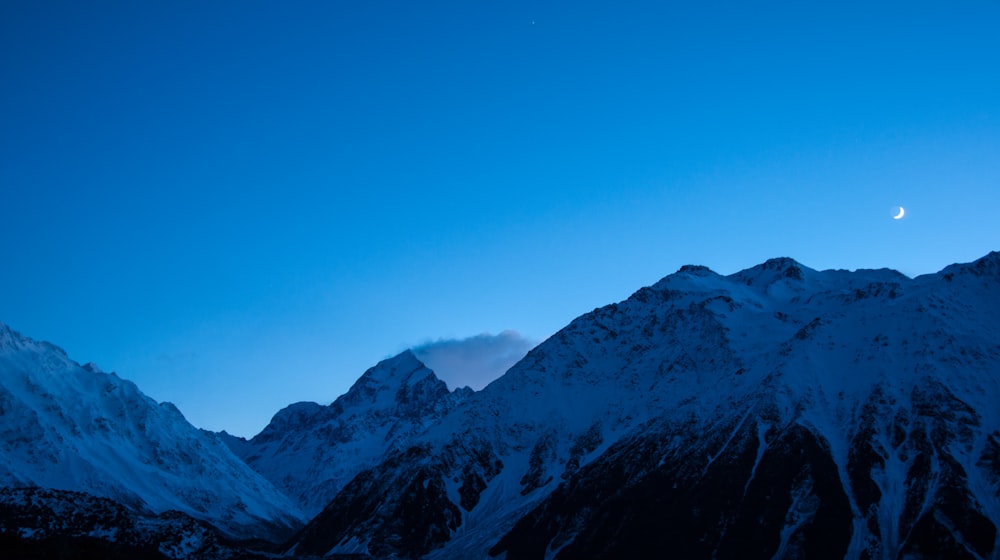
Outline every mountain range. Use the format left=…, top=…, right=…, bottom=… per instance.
left=1, top=252, right=998, bottom=559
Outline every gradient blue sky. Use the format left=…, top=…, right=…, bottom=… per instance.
left=2, top=1, right=998, bottom=436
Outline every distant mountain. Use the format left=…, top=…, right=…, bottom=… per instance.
left=223, top=350, right=472, bottom=516
left=0, top=322, right=304, bottom=541
left=285, top=253, right=1000, bottom=559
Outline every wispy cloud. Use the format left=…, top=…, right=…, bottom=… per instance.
left=413, top=331, right=537, bottom=390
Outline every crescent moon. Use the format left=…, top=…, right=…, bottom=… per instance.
left=892, top=206, right=905, bottom=220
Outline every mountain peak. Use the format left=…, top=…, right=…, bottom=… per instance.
left=939, top=250, right=1000, bottom=280
left=237, top=351, right=463, bottom=516
left=676, top=264, right=717, bottom=277
left=335, top=350, right=451, bottom=419
left=0, top=322, right=16, bottom=350
left=753, top=256, right=807, bottom=278
left=0, top=322, right=69, bottom=360
left=730, top=256, right=813, bottom=290
left=256, top=401, right=326, bottom=439
left=383, top=348, right=425, bottom=372
left=761, top=255, right=804, bottom=270
left=345, top=349, right=435, bottom=397
left=81, top=362, right=104, bottom=374
left=0, top=321, right=304, bottom=539
left=0, top=321, right=28, bottom=351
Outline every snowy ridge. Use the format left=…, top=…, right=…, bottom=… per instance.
left=0, top=322, right=304, bottom=540
left=227, top=349, right=472, bottom=516
left=286, top=252, right=1000, bottom=559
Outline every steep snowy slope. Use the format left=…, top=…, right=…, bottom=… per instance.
left=0, top=322, right=304, bottom=540
left=287, top=253, right=1000, bottom=559
left=225, top=350, right=472, bottom=516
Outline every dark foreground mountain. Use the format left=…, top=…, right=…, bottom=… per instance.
left=284, top=253, right=1000, bottom=559
left=0, top=486, right=276, bottom=560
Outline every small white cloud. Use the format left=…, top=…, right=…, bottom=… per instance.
left=413, top=331, right=537, bottom=391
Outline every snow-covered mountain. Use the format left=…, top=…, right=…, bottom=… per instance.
left=0, top=322, right=304, bottom=541
left=223, top=350, right=472, bottom=516
left=286, top=253, right=1000, bottom=559
left=3, top=253, right=997, bottom=558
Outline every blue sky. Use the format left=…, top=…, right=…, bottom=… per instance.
left=2, top=1, right=998, bottom=436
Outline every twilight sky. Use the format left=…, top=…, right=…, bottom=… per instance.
left=1, top=1, right=998, bottom=437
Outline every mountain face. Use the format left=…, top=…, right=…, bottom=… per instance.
left=224, top=350, right=472, bottom=516
left=0, top=322, right=304, bottom=541
left=286, top=253, right=1000, bottom=559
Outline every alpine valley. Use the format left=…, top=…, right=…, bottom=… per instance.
left=2, top=252, right=998, bottom=559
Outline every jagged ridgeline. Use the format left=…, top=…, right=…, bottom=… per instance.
left=282, top=253, right=1000, bottom=559
left=0, top=322, right=305, bottom=553
left=223, top=350, right=474, bottom=517
left=2, top=252, right=999, bottom=559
